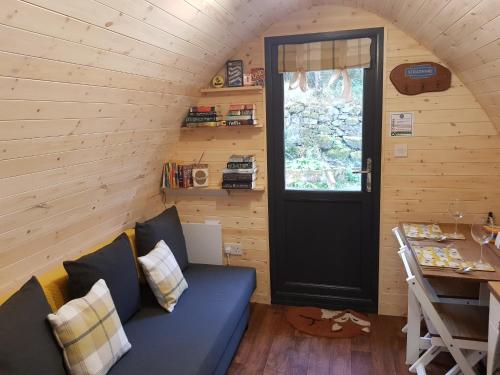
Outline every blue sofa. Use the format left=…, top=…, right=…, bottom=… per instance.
left=110, top=264, right=256, bottom=375
left=0, top=205, right=256, bottom=375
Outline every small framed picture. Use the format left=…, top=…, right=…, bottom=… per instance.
left=251, top=68, right=265, bottom=86
left=226, top=60, right=244, bottom=87
left=243, top=74, right=253, bottom=86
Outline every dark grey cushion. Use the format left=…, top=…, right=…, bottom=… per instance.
left=0, top=277, right=66, bottom=375
left=109, top=264, right=256, bottom=375
left=64, top=233, right=140, bottom=323
left=135, top=206, right=189, bottom=270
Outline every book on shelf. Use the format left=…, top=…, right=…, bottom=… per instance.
left=227, top=161, right=256, bottom=169
left=229, top=104, right=256, bottom=111
left=222, top=167, right=257, bottom=174
left=222, top=181, right=256, bottom=189
left=222, top=172, right=256, bottom=182
left=229, top=155, right=256, bottom=162
left=224, top=115, right=254, bottom=121
left=163, top=162, right=194, bottom=189
left=184, top=121, right=220, bottom=128
left=227, top=109, right=256, bottom=116
left=184, top=105, right=222, bottom=128
left=187, top=111, right=219, bottom=117
left=185, top=116, right=222, bottom=123
left=189, top=106, right=218, bottom=113
left=223, top=119, right=258, bottom=126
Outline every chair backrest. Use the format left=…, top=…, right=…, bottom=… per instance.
left=393, top=227, right=439, bottom=302
left=392, top=226, right=406, bottom=249
left=398, top=249, right=443, bottom=337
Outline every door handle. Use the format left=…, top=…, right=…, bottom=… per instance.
left=352, top=158, right=372, bottom=193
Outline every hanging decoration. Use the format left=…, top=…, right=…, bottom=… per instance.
left=328, top=69, right=353, bottom=102
left=390, top=62, right=451, bottom=95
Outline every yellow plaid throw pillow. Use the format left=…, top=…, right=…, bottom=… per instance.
left=47, top=279, right=131, bottom=375
left=138, top=240, right=188, bottom=312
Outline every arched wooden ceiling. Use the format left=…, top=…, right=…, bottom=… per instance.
left=195, top=0, right=499, bottom=131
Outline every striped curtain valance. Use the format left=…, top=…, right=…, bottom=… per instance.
left=277, top=38, right=372, bottom=73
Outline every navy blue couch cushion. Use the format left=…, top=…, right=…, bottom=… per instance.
left=0, top=277, right=66, bottom=375
left=109, top=264, right=256, bottom=375
left=135, top=206, right=189, bottom=270
left=64, top=233, right=141, bottom=324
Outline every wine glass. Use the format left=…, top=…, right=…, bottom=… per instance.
left=470, top=216, right=494, bottom=264
left=448, top=199, right=464, bottom=236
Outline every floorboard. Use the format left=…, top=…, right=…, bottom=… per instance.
left=228, top=304, right=455, bottom=375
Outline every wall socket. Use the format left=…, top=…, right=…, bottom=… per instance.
left=224, top=243, right=242, bottom=256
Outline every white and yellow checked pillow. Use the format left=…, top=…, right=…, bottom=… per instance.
left=47, top=279, right=131, bottom=375
left=138, top=240, right=188, bottom=312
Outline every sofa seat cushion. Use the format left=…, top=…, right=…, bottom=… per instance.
left=109, top=264, right=256, bottom=375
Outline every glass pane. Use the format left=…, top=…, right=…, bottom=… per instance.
left=284, top=68, right=364, bottom=191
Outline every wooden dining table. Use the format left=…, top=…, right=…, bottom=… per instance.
left=398, top=222, right=500, bottom=365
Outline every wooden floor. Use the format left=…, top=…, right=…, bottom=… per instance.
left=228, top=304, right=456, bottom=375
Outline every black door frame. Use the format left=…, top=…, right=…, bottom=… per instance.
left=265, top=27, right=384, bottom=312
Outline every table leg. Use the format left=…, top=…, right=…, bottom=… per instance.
left=479, top=283, right=490, bottom=306
left=406, top=288, right=421, bottom=365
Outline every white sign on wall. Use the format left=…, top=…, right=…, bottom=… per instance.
left=390, top=112, right=414, bottom=136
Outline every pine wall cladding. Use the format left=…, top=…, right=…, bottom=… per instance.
left=171, top=4, right=500, bottom=315
left=1, top=0, right=499, bottom=314
left=0, top=0, right=246, bottom=295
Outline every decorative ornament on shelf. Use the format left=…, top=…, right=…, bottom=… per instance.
left=250, top=68, right=265, bottom=87
left=226, top=60, right=244, bottom=87
left=192, top=166, right=209, bottom=187
left=243, top=74, right=253, bottom=86
left=390, top=62, right=451, bottom=95
left=192, top=152, right=209, bottom=188
left=211, top=74, right=225, bottom=88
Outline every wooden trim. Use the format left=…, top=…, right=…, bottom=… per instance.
left=200, top=86, right=264, bottom=94
left=265, top=27, right=384, bottom=312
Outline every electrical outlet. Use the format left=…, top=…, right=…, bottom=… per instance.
left=224, top=243, right=242, bottom=256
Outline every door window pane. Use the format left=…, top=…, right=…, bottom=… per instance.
left=284, top=68, right=363, bottom=191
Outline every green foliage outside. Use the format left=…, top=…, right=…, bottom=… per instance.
left=284, top=69, right=364, bottom=191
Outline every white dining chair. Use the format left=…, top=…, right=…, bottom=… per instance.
left=399, top=246, right=488, bottom=375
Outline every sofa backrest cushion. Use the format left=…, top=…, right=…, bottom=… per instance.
left=135, top=206, right=189, bottom=270
left=63, top=233, right=141, bottom=324
left=48, top=279, right=131, bottom=375
left=0, top=277, right=66, bottom=374
left=138, top=240, right=188, bottom=312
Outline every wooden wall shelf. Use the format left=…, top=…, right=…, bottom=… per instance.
left=181, top=124, right=263, bottom=130
left=162, top=186, right=265, bottom=196
left=200, top=86, right=263, bottom=94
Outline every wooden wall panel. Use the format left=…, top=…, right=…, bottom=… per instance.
left=171, top=5, right=500, bottom=315
left=0, top=0, right=205, bottom=295
left=2, top=0, right=500, bottom=312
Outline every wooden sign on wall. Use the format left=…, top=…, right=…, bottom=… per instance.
left=390, top=62, right=451, bottom=95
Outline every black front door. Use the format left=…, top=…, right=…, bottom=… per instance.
left=265, top=28, right=384, bottom=312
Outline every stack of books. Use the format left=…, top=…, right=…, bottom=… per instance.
left=222, top=155, right=257, bottom=189
left=162, top=162, right=193, bottom=189
left=224, top=104, right=257, bottom=126
left=184, top=106, right=221, bottom=128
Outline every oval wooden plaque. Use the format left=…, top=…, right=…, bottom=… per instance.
left=390, top=62, right=451, bottom=95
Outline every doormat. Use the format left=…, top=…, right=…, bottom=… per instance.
left=285, top=307, right=371, bottom=338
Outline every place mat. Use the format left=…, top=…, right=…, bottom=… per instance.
left=461, top=261, right=495, bottom=272
left=442, top=232, right=466, bottom=240
left=414, top=246, right=495, bottom=271
left=414, top=246, right=463, bottom=268
left=403, top=223, right=443, bottom=240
